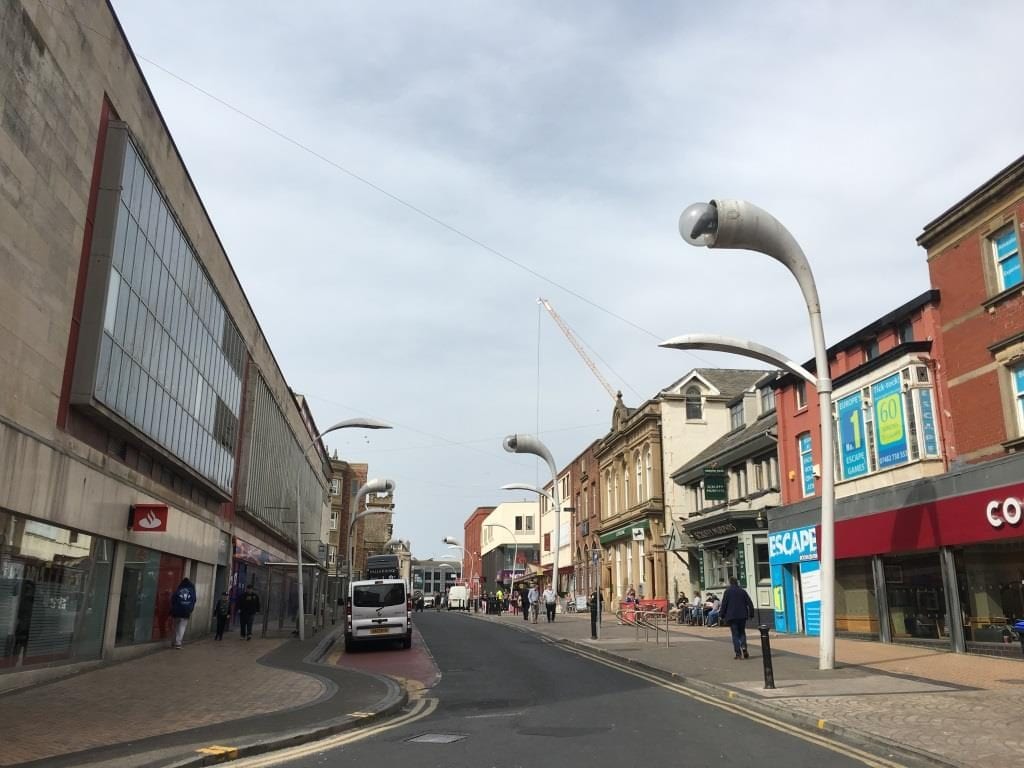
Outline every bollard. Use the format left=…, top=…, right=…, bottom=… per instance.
left=758, top=625, right=776, bottom=690
left=590, top=592, right=599, bottom=639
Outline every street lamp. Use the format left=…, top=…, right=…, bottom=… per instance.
left=677, top=199, right=836, bottom=671
left=347, top=478, right=397, bottom=594
left=443, top=537, right=480, bottom=600
left=294, top=417, right=392, bottom=640
left=502, top=435, right=563, bottom=598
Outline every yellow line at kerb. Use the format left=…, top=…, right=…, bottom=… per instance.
left=196, top=745, right=239, bottom=757
left=559, top=644, right=907, bottom=768
left=228, top=697, right=438, bottom=767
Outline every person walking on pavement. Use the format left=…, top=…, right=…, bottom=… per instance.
left=170, top=577, right=196, bottom=649
left=528, top=583, right=540, bottom=623
left=542, top=583, right=557, bottom=622
left=238, top=583, right=261, bottom=641
left=519, top=585, right=530, bottom=621
left=213, top=591, right=231, bottom=640
left=719, top=576, right=755, bottom=659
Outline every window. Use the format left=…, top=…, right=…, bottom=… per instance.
left=691, top=483, right=703, bottom=512
left=898, top=321, right=914, bottom=344
left=605, top=470, right=612, bottom=517
left=760, top=386, right=775, bottom=414
left=731, top=465, right=747, bottom=498
left=613, top=471, right=619, bottom=515
left=644, top=447, right=653, bottom=500
left=864, top=339, right=879, bottom=361
left=515, top=515, right=523, bottom=531
left=798, top=432, right=815, bottom=497
left=795, top=381, right=807, bottom=410
left=329, top=479, right=341, bottom=496
left=729, top=402, right=744, bottom=430
left=329, top=508, right=338, bottom=530
left=756, top=542, right=771, bottom=583
left=525, top=515, right=534, bottom=531
left=1014, top=364, right=1024, bottom=434
left=635, top=452, right=643, bottom=503
left=544, top=533, right=551, bottom=552
left=685, top=386, right=703, bottom=420
left=992, top=226, right=1023, bottom=291
left=623, top=461, right=630, bottom=509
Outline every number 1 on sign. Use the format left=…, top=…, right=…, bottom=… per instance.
left=849, top=411, right=861, bottom=449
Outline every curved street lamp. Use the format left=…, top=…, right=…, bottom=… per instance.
left=346, top=477, right=397, bottom=593
left=503, top=435, right=563, bottom=597
left=443, top=537, right=480, bottom=599
left=485, top=522, right=522, bottom=598
left=294, top=418, right=391, bottom=640
left=678, top=199, right=836, bottom=671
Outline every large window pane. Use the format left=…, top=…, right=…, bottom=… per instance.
left=115, top=545, right=183, bottom=646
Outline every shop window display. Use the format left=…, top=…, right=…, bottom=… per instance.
left=0, top=512, right=113, bottom=669
left=958, top=542, right=1024, bottom=647
left=835, top=558, right=878, bottom=635
left=883, top=552, right=947, bottom=642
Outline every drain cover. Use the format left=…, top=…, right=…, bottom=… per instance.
left=406, top=733, right=467, bottom=744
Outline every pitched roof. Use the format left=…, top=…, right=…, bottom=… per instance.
left=670, top=411, right=778, bottom=484
left=692, top=368, right=772, bottom=398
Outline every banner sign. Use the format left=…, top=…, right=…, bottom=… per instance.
left=837, top=392, right=868, bottom=480
left=919, top=389, right=938, bottom=456
left=703, top=468, right=727, bottom=501
left=128, top=504, right=168, bottom=532
left=799, top=433, right=815, bottom=496
left=872, top=374, right=908, bottom=469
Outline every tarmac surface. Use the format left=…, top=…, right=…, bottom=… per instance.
left=2, top=609, right=1021, bottom=767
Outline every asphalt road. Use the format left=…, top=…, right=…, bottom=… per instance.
left=268, top=612, right=882, bottom=768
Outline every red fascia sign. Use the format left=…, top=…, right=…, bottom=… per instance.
left=128, top=504, right=169, bottom=532
left=817, top=481, right=1024, bottom=560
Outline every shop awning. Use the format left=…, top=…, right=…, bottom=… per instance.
left=598, top=518, right=650, bottom=545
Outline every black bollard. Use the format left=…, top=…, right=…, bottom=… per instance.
left=590, top=592, right=599, bottom=639
left=758, top=625, right=776, bottom=690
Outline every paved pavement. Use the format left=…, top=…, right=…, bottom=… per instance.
left=0, top=627, right=405, bottom=768
left=474, top=610, right=1024, bottom=768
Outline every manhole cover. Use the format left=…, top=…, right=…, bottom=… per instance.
left=406, top=733, right=468, bottom=744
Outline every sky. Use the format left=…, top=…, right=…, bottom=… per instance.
left=107, top=1, right=1024, bottom=558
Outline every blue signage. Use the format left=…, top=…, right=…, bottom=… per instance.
left=837, top=392, right=868, bottom=479
left=799, top=433, right=815, bottom=496
left=919, top=389, right=938, bottom=457
left=871, top=374, right=908, bottom=469
left=769, top=526, right=818, bottom=565
left=800, top=561, right=821, bottom=636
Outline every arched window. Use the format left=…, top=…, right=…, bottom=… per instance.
left=635, top=452, right=643, bottom=503
left=645, top=446, right=653, bottom=500
left=685, top=386, right=703, bottom=420
left=623, top=461, right=630, bottom=511
left=605, top=470, right=612, bottom=517
left=613, top=470, right=619, bottom=515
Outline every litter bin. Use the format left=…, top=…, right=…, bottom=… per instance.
left=1014, top=620, right=1024, bottom=656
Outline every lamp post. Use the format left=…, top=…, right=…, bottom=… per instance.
left=485, top=522, right=521, bottom=598
left=678, top=199, right=836, bottom=671
left=502, top=435, right=563, bottom=598
left=346, top=478, right=397, bottom=592
left=443, top=537, right=479, bottom=601
left=294, top=418, right=392, bottom=641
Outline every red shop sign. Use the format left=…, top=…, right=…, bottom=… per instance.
left=128, top=504, right=169, bottom=532
left=819, top=481, right=1024, bottom=559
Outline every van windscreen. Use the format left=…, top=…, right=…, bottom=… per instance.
left=353, top=584, right=406, bottom=608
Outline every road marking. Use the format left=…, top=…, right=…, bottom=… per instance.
left=228, top=696, right=438, bottom=767
left=559, top=643, right=908, bottom=768
left=196, top=745, right=239, bottom=757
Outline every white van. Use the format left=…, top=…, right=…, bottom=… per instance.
left=447, top=584, right=470, bottom=611
left=345, top=579, right=412, bottom=652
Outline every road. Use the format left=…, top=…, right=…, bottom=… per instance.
left=236, top=612, right=899, bottom=768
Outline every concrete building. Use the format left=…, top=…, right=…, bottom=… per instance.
left=480, top=502, right=540, bottom=595
left=0, top=1, right=330, bottom=687
left=411, top=558, right=462, bottom=602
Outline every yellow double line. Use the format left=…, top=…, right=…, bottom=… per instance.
left=558, top=642, right=909, bottom=768
left=217, top=695, right=438, bottom=767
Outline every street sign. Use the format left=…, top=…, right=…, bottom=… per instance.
left=703, top=468, right=727, bottom=501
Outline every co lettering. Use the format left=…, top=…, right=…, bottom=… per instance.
left=986, top=498, right=1023, bottom=529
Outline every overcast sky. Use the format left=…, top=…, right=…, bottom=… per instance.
left=110, top=1, right=1024, bottom=557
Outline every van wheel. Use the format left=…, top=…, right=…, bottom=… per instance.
left=402, top=635, right=412, bottom=649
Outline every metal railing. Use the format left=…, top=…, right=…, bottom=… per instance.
left=614, top=607, right=672, bottom=647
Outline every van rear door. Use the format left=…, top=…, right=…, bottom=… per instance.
left=351, top=581, right=408, bottom=641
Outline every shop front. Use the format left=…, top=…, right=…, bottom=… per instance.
left=683, top=511, right=772, bottom=625
left=598, top=518, right=667, bottom=611
left=770, top=452, right=1024, bottom=655
left=768, top=525, right=821, bottom=636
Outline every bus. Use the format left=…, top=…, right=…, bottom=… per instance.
left=365, top=554, right=400, bottom=580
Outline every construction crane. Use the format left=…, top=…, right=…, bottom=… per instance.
left=538, top=298, right=619, bottom=402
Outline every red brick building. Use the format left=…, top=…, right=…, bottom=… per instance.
left=462, top=506, right=494, bottom=598
left=917, top=155, right=1024, bottom=462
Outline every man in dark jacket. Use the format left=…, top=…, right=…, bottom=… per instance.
left=238, top=584, right=261, bottom=641
left=170, top=577, right=196, bottom=649
left=719, top=576, right=755, bottom=659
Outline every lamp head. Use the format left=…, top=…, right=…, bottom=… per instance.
left=443, top=536, right=460, bottom=546
left=326, top=417, right=393, bottom=433
left=679, top=200, right=719, bottom=247
left=363, top=477, right=395, bottom=495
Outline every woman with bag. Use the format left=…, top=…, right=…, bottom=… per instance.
left=719, top=577, right=755, bottom=660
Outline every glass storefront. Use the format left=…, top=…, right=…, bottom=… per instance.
left=115, top=545, right=184, bottom=646
left=835, top=557, right=878, bottom=636
left=958, top=541, right=1024, bottom=648
left=0, top=512, right=113, bottom=669
left=884, top=552, right=948, bottom=642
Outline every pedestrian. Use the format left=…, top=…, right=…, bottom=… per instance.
left=170, top=577, right=196, bottom=649
left=213, top=591, right=230, bottom=640
left=496, top=587, right=504, bottom=615
left=719, top=577, right=755, bottom=659
left=542, top=583, right=557, bottom=622
left=706, top=594, right=722, bottom=627
left=519, top=585, right=530, bottom=621
left=528, top=583, right=540, bottom=623
left=238, top=583, right=261, bottom=641
left=690, top=591, right=702, bottom=625
left=625, top=584, right=637, bottom=604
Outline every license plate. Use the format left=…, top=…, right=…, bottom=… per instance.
left=370, top=627, right=389, bottom=635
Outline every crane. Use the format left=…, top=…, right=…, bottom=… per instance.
left=538, top=298, right=619, bottom=402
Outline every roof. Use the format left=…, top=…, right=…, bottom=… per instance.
left=663, top=368, right=772, bottom=399
left=671, top=411, right=778, bottom=484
